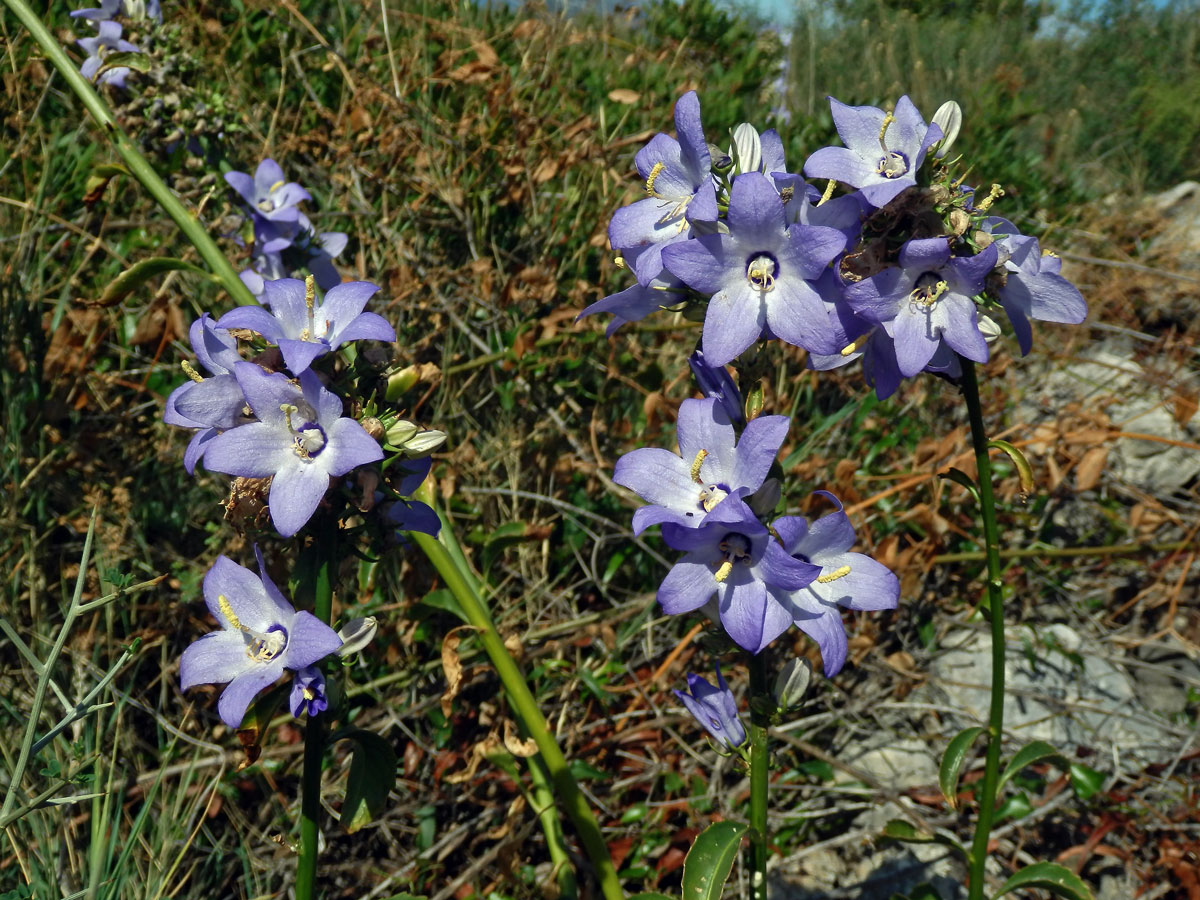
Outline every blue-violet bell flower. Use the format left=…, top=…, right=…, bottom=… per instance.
left=658, top=495, right=820, bottom=654
left=662, top=171, right=847, bottom=365
left=225, top=159, right=311, bottom=227
left=608, top=91, right=718, bottom=282
left=770, top=492, right=899, bottom=676
left=289, top=666, right=329, bottom=718
left=674, top=664, right=746, bottom=751
left=577, top=244, right=690, bottom=337
left=218, top=277, right=395, bottom=375
left=382, top=455, right=441, bottom=537
left=77, top=21, right=139, bottom=88
left=613, top=397, right=788, bottom=535
left=164, top=314, right=249, bottom=474
left=202, top=363, right=384, bottom=537
left=180, top=549, right=342, bottom=729
left=984, top=220, right=1087, bottom=355
left=803, top=96, right=943, bottom=210
left=844, top=237, right=999, bottom=378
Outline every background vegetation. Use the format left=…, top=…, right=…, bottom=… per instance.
left=1, top=0, right=1198, bottom=897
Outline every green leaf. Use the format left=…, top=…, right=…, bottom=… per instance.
left=1068, top=762, right=1105, bottom=802
left=629, top=893, right=674, bottom=900
left=97, top=51, right=152, bottom=77
left=995, top=791, right=1033, bottom=822
left=97, top=257, right=212, bottom=306
left=415, top=587, right=467, bottom=623
left=939, top=466, right=981, bottom=504
left=939, top=726, right=985, bottom=809
left=381, top=894, right=428, bottom=900
left=991, top=862, right=1095, bottom=900
left=341, top=729, right=397, bottom=834
left=988, top=439, right=1035, bottom=498
left=880, top=819, right=969, bottom=859
left=996, top=740, right=1069, bottom=797
left=891, top=885, right=944, bottom=900
left=682, top=821, right=748, bottom=900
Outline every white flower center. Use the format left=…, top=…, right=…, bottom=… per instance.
left=746, top=254, right=777, bottom=293
left=909, top=272, right=948, bottom=309
left=217, top=593, right=288, bottom=661
left=280, top=403, right=327, bottom=460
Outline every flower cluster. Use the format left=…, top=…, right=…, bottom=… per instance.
left=616, top=397, right=899, bottom=669
left=70, top=0, right=161, bottom=89
left=583, top=92, right=1088, bottom=398
left=226, top=159, right=349, bottom=297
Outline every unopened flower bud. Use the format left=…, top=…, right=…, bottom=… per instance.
left=774, top=658, right=812, bottom=711
left=403, top=429, right=447, bottom=457
left=385, top=419, right=419, bottom=446
left=336, top=616, right=378, bottom=657
left=978, top=314, right=1002, bottom=344
left=747, top=478, right=781, bottom=517
left=931, top=100, right=962, bottom=159
left=386, top=365, right=420, bottom=401
left=361, top=416, right=385, bottom=441
left=729, top=123, right=762, bottom=175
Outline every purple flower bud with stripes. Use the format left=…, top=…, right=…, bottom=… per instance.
left=688, top=348, right=743, bottom=426
left=803, top=96, right=943, bottom=209
left=662, top=171, right=847, bottom=365
left=218, top=277, right=395, bottom=375
left=180, top=549, right=342, bottom=729
left=613, top=397, right=788, bottom=535
left=202, top=363, right=384, bottom=537
left=770, top=492, right=899, bottom=676
left=659, top=495, right=820, bottom=654
left=164, top=314, right=249, bottom=474
left=674, top=664, right=746, bottom=750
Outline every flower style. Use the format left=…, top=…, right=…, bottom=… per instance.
left=663, top=171, right=847, bottom=365
left=218, top=277, right=395, bottom=375
left=770, top=492, right=899, bottom=676
left=674, top=665, right=746, bottom=750
left=164, top=314, right=248, bottom=474
left=844, top=237, right=998, bottom=377
left=77, top=21, right=139, bottom=88
left=658, top=496, right=820, bottom=654
left=180, top=550, right=342, bottom=729
left=803, top=96, right=943, bottom=209
left=608, top=91, right=717, bottom=277
left=202, top=363, right=384, bottom=537
left=289, top=666, right=329, bottom=718
left=984, top=221, right=1087, bottom=355
left=225, top=159, right=311, bottom=227
left=614, top=397, right=788, bottom=535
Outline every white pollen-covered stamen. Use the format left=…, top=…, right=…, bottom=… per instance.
left=247, top=627, right=287, bottom=661
left=281, top=402, right=325, bottom=460
left=299, top=275, right=321, bottom=342
left=909, top=274, right=948, bottom=309
left=698, top=484, right=728, bottom=512
left=876, top=152, right=908, bottom=178
left=746, top=255, right=776, bottom=293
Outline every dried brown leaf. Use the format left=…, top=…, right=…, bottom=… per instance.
left=440, top=625, right=479, bottom=718
left=607, top=88, right=639, bottom=104
left=1075, top=445, right=1109, bottom=492
left=503, top=719, right=538, bottom=757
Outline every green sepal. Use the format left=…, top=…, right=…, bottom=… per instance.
left=682, top=821, right=747, bottom=900
left=939, top=726, right=985, bottom=809
left=991, top=862, right=1095, bottom=900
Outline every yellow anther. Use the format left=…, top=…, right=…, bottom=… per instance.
left=645, top=161, right=666, bottom=196
left=975, top=183, right=1005, bottom=213
left=714, top=560, right=734, bottom=584
left=877, top=111, right=895, bottom=148
left=779, top=185, right=794, bottom=203
left=1042, top=249, right=1059, bottom=258
left=690, top=449, right=708, bottom=484
left=181, top=360, right=204, bottom=383
left=268, top=180, right=286, bottom=194
left=840, top=333, right=872, bottom=357
left=303, top=686, right=316, bottom=700
left=280, top=403, right=299, bottom=431
left=614, top=255, right=627, bottom=269
left=817, top=565, right=852, bottom=584
left=911, top=279, right=949, bottom=307
left=818, top=179, right=836, bottom=207
left=217, top=594, right=243, bottom=631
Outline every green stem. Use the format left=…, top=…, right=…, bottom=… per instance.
left=3, top=0, right=256, bottom=307
left=295, top=537, right=336, bottom=900
left=747, top=651, right=769, bottom=900
left=959, top=358, right=1007, bottom=900
left=408, top=514, right=622, bottom=900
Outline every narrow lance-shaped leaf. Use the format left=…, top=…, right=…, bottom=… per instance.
left=939, top=726, right=985, bottom=810
left=991, top=862, right=1095, bottom=900
left=996, top=740, right=1069, bottom=798
left=341, top=729, right=397, bottom=833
